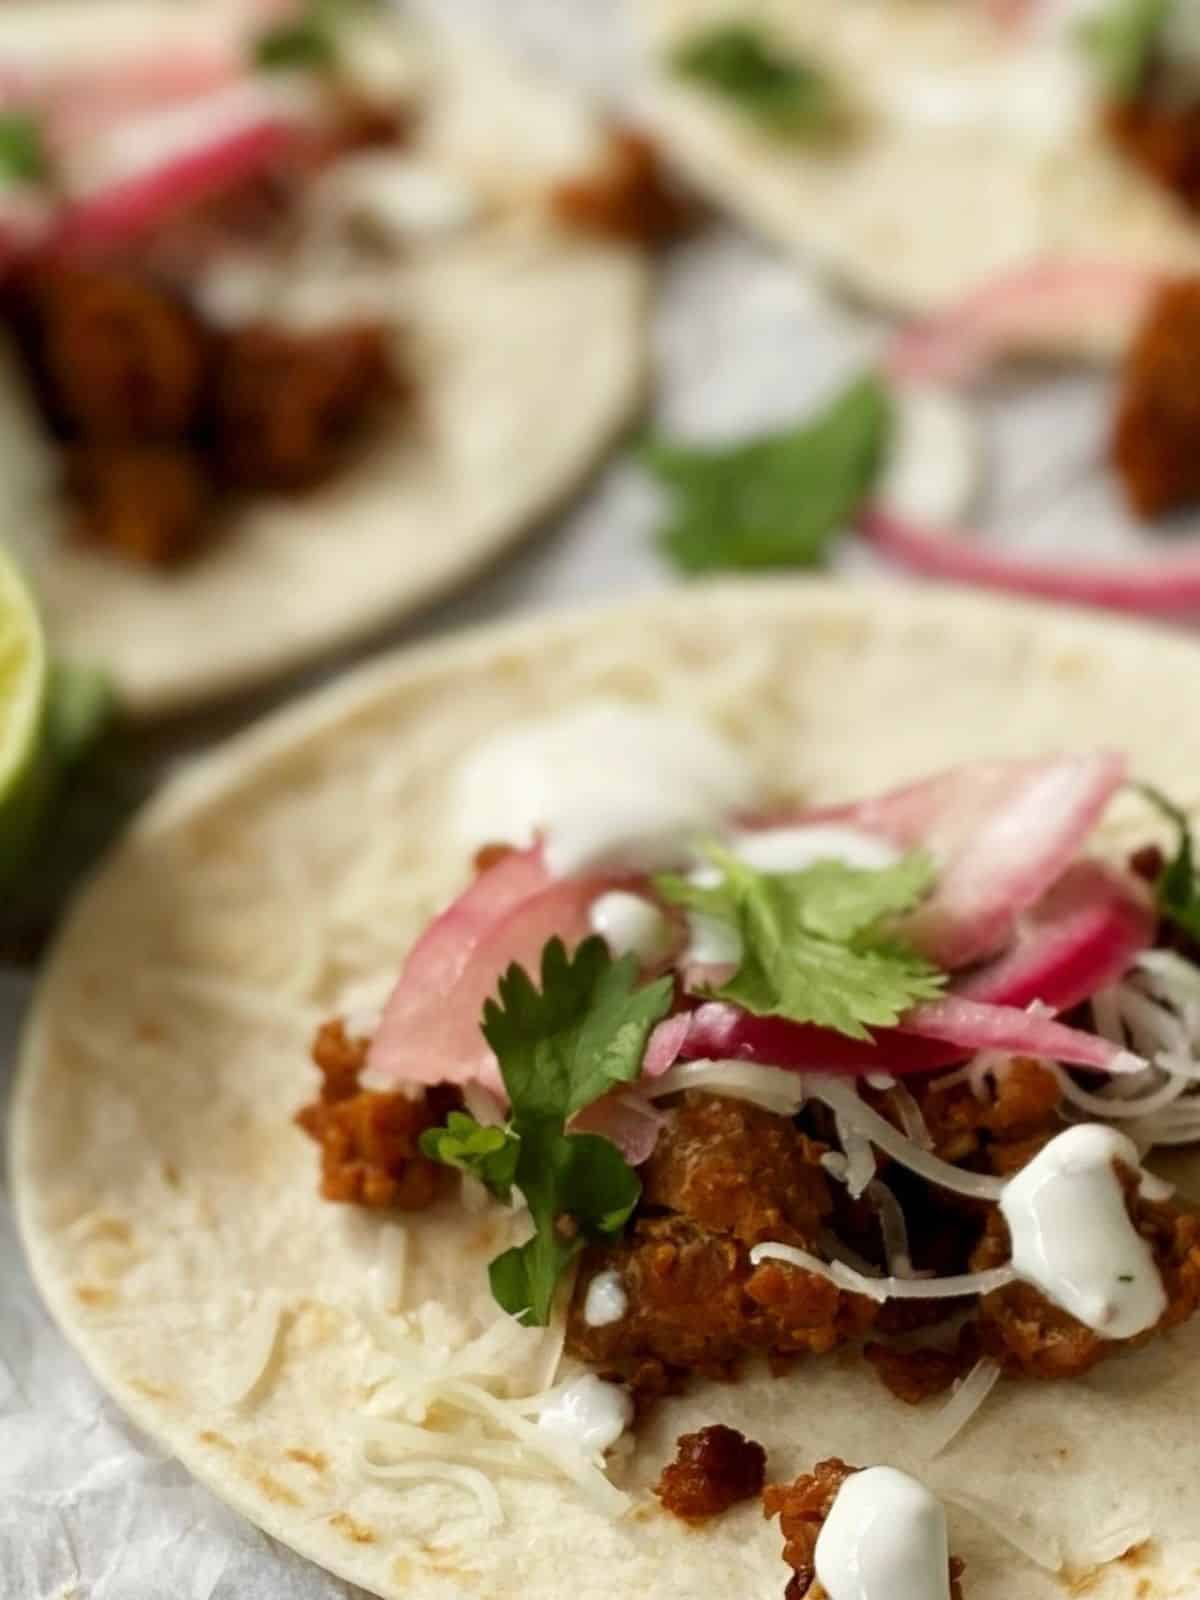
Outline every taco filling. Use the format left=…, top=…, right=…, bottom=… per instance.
left=294, top=698, right=1200, bottom=1540
left=0, top=2, right=683, bottom=567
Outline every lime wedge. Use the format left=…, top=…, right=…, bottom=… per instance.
left=0, top=542, right=50, bottom=880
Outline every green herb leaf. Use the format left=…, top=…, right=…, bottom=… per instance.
left=1133, top=782, right=1200, bottom=939
left=671, top=23, right=837, bottom=136
left=656, top=845, right=945, bottom=1040
left=253, top=18, right=336, bottom=70
left=424, top=937, right=674, bottom=1325
left=644, top=372, right=892, bottom=575
left=1078, top=0, right=1170, bottom=101
left=0, top=112, right=50, bottom=186
left=419, top=1111, right=519, bottom=1200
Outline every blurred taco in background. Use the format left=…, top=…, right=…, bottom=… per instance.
left=0, top=0, right=683, bottom=716
left=15, top=582, right=1200, bottom=1597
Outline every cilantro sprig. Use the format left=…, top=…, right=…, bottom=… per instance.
left=1134, top=782, right=1200, bottom=939
left=655, top=845, right=945, bottom=1040
left=671, top=23, right=838, bottom=138
left=1078, top=0, right=1170, bottom=101
left=421, top=937, right=674, bottom=1326
left=0, top=112, right=51, bottom=187
left=253, top=0, right=376, bottom=72
left=643, top=372, right=892, bottom=575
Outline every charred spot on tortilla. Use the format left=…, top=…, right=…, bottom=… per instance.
left=551, top=129, right=696, bottom=248
left=654, top=1424, right=767, bottom=1523
left=1113, top=279, right=1200, bottom=519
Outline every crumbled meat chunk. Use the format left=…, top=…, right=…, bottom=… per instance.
left=551, top=130, right=693, bottom=247
left=1112, top=278, right=1200, bottom=520
left=764, top=1460, right=966, bottom=1600
left=567, top=1211, right=877, bottom=1400
left=642, top=1091, right=832, bottom=1246
left=66, top=444, right=210, bottom=566
left=212, top=322, right=397, bottom=490
left=972, top=1166, right=1200, bottom=1378
left=655, top=1424, right=766, bottom=1522
left=295, top=1018, right=452, bottom=1209
left=911, top=1057, right=1062, bottom=1169
left=863, top=1333, right=978, bottom=1405
left=1107, top=90, right=1200, bottom=216
left=15, top=267, right=208, bottom=441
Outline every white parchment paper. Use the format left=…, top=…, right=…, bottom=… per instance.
left=1, top=0, right=1193, bottom=1593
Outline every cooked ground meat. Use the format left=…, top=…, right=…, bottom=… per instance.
left=910, top=1057, right=1063, bottom=1169
left=295, top=1019, right=453, bottom=1209
left=642, top=1091, right=832, bottom=1247
left=212, top=322, right=396, bottom=490
left=655, top=1424, right=766, bottom=1522
left=1112, top=278, right=1200, bottom=520
left=67, top=445, right=210, bottom=565
left=570, top=1096, right=873, bottom=1396
left=1107, top=87, right=1200, bottom=216
left=12, top=266, right=208, bottom=442
left=972, top=1166, right=1200, bottom=1378
left=764, top=1459, right=966, bottom=1600
left=551, top=130, right=694, bottom=247
left=863, top=1332, right=978, bottom=1405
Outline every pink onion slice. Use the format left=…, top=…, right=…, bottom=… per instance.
left=676, top=993, right=1137, bottom=1079
left=643, top=1011, right=692, bottom=1078
left=887, top=261, right=1162, bottom=386
left=957, top=857, right=1154, bottom=1010
left=861, top=504, right=1200, bottom=617
left=49, top=116, right=304, bottom=254
left=763, top=752, right=1125, bottom=969
left=571, top=1091, right=666, bottom=1166
left=366, top=857, right=630, bottom=1099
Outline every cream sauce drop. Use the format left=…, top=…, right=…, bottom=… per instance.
left=588, top=891, right=673, bottom=965
left=726, top=824, right=901, bottom=875
left=999, top=1124, right=1167, bottom=1338
left=535, top=1375, right=632, bottom=1454
left=815, top=1467, right=951, bottom=1600
left=878, top=385, right=981, bottom=529
left=582, top=1270, right=628, bottom=1328
left=451, top=701, right=756, bottom=877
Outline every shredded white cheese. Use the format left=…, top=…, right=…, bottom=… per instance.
left=939, top=1489, right=1064, bottom=1574
left=220, top=1292, right=284, bottom=1410
left=748, top=1242, right=1015, bottom=1304
left=920, top=1358, right=1003, bottom=1458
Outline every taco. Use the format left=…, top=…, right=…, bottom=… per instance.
left=0, top=1, right=674, bottom=717
left=633, top=0, right=1200, bottom=320
left=15, top=581, right=1200, bottom=1598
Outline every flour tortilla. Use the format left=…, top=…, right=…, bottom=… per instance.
left=636, top=0, right=1200, bottom=331
left=14, top=580, right=1200, bottom=1599
left=2, top=3, right=649, bottom=718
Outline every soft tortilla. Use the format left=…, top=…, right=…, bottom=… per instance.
left=14, top=580, right=1200, bottom=1599
left=3, top=4, right=649, bottom=717
left=635, top=0, right=1200, bottom=327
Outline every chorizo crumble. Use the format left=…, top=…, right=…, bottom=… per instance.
left=1112, top=277, right=1200, bottom=522
left=655, top=1424, right=767, bottom=1522
left=764, top=1460, right=966, bottom=1600
left=295, top=1020, right=457, bottom=1210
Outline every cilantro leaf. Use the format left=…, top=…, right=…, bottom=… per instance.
left=1133, top=782, right=1200, bottom=939
left=420, top=1111, right=519, bottom=1200
left=656, top=845, right=945, bottom=1040
left=1078, top=0, right=1170, bottom=101
left=644, top=373, right=892, bottom=575
left=671, top=23, right=837, bottom=137
left=0, top=113, right=50, bottom=186
left=423, top=937, right=674, bottom=1325
left=254, top=19, right=336, bottom=70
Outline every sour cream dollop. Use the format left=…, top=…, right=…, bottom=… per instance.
left=582, top=1269, right=628, bottom=1328
left=815, top=1467, right=951, bottom=1600
left=451, top=701, right=756, bottom=877
left=588, top=891, right=673, bottom=964
left=536, top=1375, right=632, bottom=1454
left=1000, top=1124, right=1167, bottom=1339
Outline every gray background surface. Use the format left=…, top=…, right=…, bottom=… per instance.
left=0, top=1, right=1183, bottom=1594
